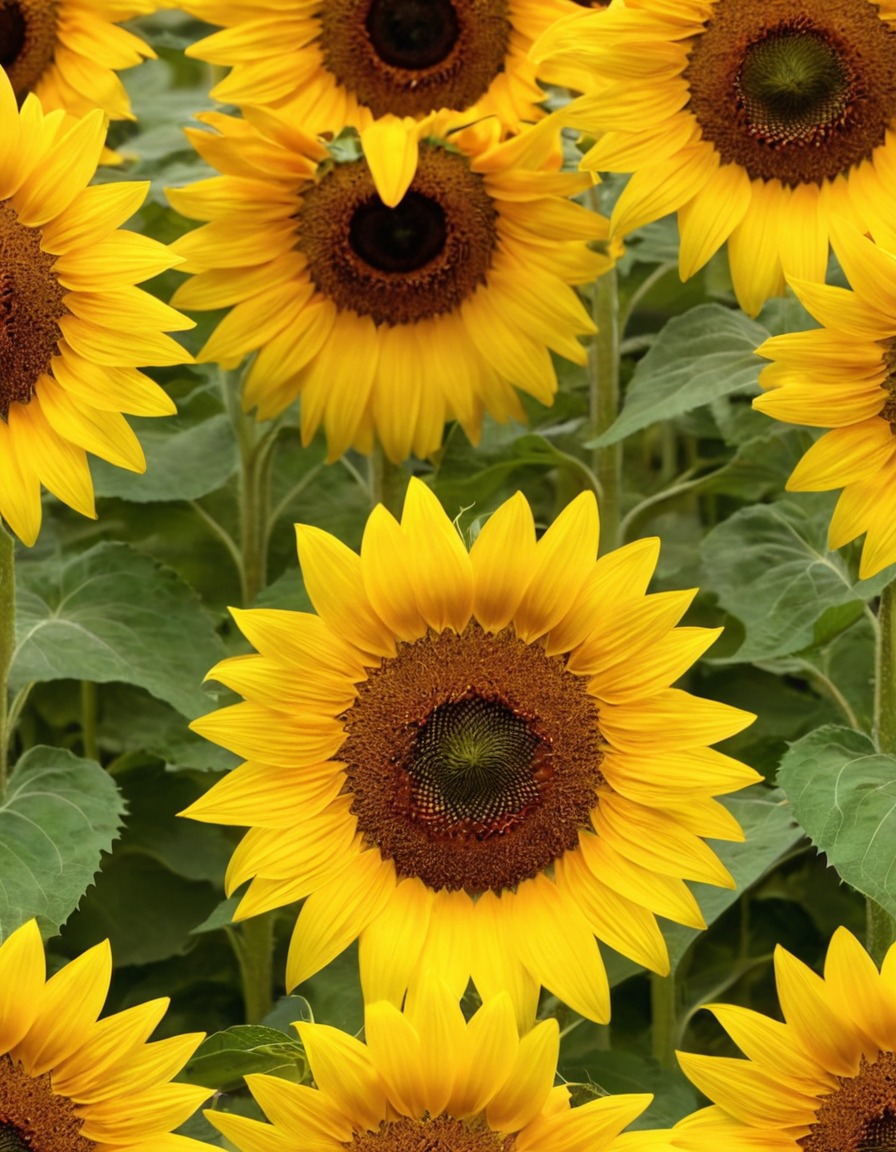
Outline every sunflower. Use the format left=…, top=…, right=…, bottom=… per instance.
left=754, top=219, right=896, bottom=579
left=535, top=0, right=896, bottom=316
left=0, top=69, right=190, bottom=546
left=185, top=479, right=757, bottom=1025
left=672, top=927, right=896, bottom=1152
left=179, top=0, right=591, bottom=133
left=0, top=0, right=155, bottom=125
left=0, top=918, right=211, bottom=1152
left=209, top=976, right=669, bottom=1152
left=168, top=110, right=610, bottom=464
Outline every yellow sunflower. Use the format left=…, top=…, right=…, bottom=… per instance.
left=755, top=219, right=896, bottom=578
left=168, top=110, right=610, bottom=464
left=0, top=69, right=190, bottom=546
left=0, top=918, right=211, bottom=1152
left=184, top=479, right=757, bottom=1026
left=209, top=976, right=670, bottom=1152
left=671, top=927, right=896, bottom=1152
left=535, top=0, right=896, bottom=316
left=180, top=0, right=590, bottom=133
left=0, top=0, right=155, bottom=124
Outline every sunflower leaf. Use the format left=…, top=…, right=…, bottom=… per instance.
left=12, top=541, right=226, bottom=719
left=777, top=725, right=896, bottom=917
left=591, top=304, right=768, bottom=446
left=0, top=746, right=124, bottom=939
left=181, top=1025, right=307, bottom=1090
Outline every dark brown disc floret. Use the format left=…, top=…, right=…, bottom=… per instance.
left=317, top=0, right=511, bottom=119
left=0, top=1054, right=94, bottom=1152
left=879, top=339, right=896, bottom=434
left=298, top=144, right=498, bottom=327
left=340, top=623, right=604, bottom=894
left=350, top=1115, right=514, bottom=1152
left=0, top=0, right=59, bottom=100
left=685, top=0, right=896, bottom=186
left=0, top=200, right=66, bottom=420
left=800, top=1049, right=896, bottom=1152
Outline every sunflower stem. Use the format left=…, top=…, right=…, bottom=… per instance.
left=227, top=916, right=275, bottom=1025
left=650, top=971, right=679, bottom=1070
left=81, top=680, right=99, bottom=762
left=369, top=443, right=406, bottom=516
left=589, top=266, right=622, bottom=553
left=0, top=526, right=13, bottom=802
left=869, top=578, right=896, bottom=960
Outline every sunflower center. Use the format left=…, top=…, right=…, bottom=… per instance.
left=879, top=340, right=896, bottom=433
left=340, top=623, right=604, bottom=894
left=348, top=1115, right=514, bottom=1152
left=0, top=0, right=59, bottom=100
left=0, top=1055, right=94, bottom=1152
left=685, top=1, right=896, bottom=186
left=299, top=145, right=498, bottom=326
left=800, top=1050, right=896, bottom=1152
left=0, top=200, right=65, bottom=420
left=365, top=0, right=459, bottom=70
left=317, top=0, right=511, bottom=119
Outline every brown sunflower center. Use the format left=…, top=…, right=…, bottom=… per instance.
left=317, top=0, right=511, bottom=119
left=0, top=200, right=65, bottom=420
left=0, top=1055, right=94, bottom=1152
left=298, top=145, right=497, bottom=326
left=349, top=1115, right=514, bottom=1152
left=0, top=0, right=59, bottom=100
left=340, top=622, right=604, bottom=893
left=800, top=1050, right=896, bottom=1152
left=685, top=0, right=896, bottom=186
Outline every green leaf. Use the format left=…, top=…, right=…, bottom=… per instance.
left=594, top=304, right=768, bottom=446
left=777, top=726, right=896, bottom=918
left=701, top=495, right=887, bottom=663
left=0, top=746, right=125, bottom=938
left=181, top=1025, right=307, bottom=1091
left=664, top=788, right=803, bottom=973
left=12, top=541, right=226, bottom=719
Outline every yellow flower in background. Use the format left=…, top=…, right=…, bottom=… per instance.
left=0, top=919, right=211, bottom=1152
left=755, top=220, right=896, bottom=579
left=535, top=0, right=896, bottom=316
left=179, top=0, right=591, bottom=132
left=672, top=927, right=896, bottom=1152
left=185, top=480, right=757, bottom=1026
left=168, top=111, right=610, bottom=464
left=0, top=0, right=155, bottom=123
left=0, top=71, right=190, bottom=545
left=209, top=977, right=671, bottom=1152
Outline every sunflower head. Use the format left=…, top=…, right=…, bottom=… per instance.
left=0, top=69, right=190, bottom=545
left=180, top=0, right=592, bottom=132
left=534, top=0, right=896, bottom=315
left=209, top=975, right=670, bottom=1152
left=169, top=110, right=611, bottom=464
left=185, top=479, right=757, bottom=1025
left=0, top=919, right=211, bottom=1152
left=672, top=926, right=896, bottom=1152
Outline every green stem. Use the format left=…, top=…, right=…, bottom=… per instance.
left=368, top=444, right=407, bottom=517
left=589, top=266, right=622, bottom=553
left=650, top=970, right=678, bottom=1070
left=81, top=680, right=99, bottom=762
left=0, top=527, right=14, bottom=801
left=870, top=578, right=896, bottom=960
left=226, top=916, right=275, bottom=1024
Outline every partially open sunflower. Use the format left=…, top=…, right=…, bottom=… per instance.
left=536, top=0, right=896, bottom=315
left=0, top=918, right=211, bottom=1152
left=180, top=0, right=590, bottom=132
left=0, top=70, right=190, bottom=545
left=185, top=480, right=757, bottom=1026
left=169, top=111, right=610, bottom=464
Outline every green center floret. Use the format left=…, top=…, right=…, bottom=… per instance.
left=740, top=31, right=848, bottom=136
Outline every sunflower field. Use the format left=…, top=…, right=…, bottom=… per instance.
left=3, top=2, right=896, bottom=1151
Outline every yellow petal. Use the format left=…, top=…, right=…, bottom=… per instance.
left=470, top=492, right=537, bottom=633
left=360, top=115, right=420, bottom=207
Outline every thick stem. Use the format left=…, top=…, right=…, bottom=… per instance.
left=369, top=444, right=407, bottom=517
left=0, top=526, right=14, bottom=801
left=650, top=970, right=678, bottom=1070
left=226, top=915, right=275, bottom=1024
left=870, top=578, right=896, bottom=959
left=589, top=267, right=622, bottom=553
left=81, top=680, right=99, bottom=762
